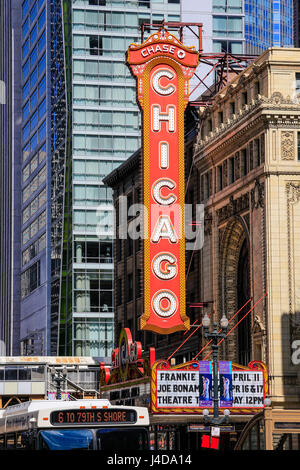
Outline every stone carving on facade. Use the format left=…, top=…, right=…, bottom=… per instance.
left=217, top=193, right=250, bottom=224
left=252, top=314, right=265, bottom=335
left=195, top=90, right=300, bottom=156
left=251, top=179, right=265, bottom=210
left=204, top=209, right=212, bottom=236
left=281, top=131, right=295, bottom=160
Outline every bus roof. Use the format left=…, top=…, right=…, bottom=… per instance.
left=3, top=399, right=116, bottom=415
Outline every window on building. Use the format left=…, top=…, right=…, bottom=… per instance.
left=89, top=36, right=103, bottom=55
left=30, top=23, right=37, bottom=46
left=30, top=2, right=37, bottom=25
left=22, top=0, right=29, bottom=19
left=254, top=80, right=261, bottom=97
left=296, top=73, right=300, bottom=98
left=139, top=0, right=150, bottom=7
left=136, top=269, right=141, bottom=298
left=38, top=8, right=46, bottom=30
left=30, top=45, right=38, bottom=68
left=230, top=101, right=235, bottom=116
left=89, top=0, right=106, bottom=5
left=218, top=165, right=223, bottom=191
left=204, top=172, right=210, bottom=199
left=213, top=0, right=242, bottom=13
left=30, top=67, right=38, bottom=89
left=23, top=17, right=30, bottom=40
left=22, top=233, right=46, bottom=266
left=138, top=17, right=150, bottom=33
left=117, top=278, right=122, bottom=305
left=213, top=16, right=243, bottom=38
left=22, top=38, right=29, bottom=60
left=241, top=91, right=248, bottom=106
left=127, top=273, right=133, bottom=302
left=242, top=148, right=248, bottom=175
left=38, top=30, right=46, bottom=53
left=255, top=139, right=261, bottom=167
left=21, top=261, right=40, bottom=298
left=298, top=133, right=300, bottom=161
left=213, top=40, right=242, bottom=54
left=127, top=237, right=133, bottom=257
left=152, top=15, right=164, bottom=25
left=229, top=156, right=235, bottom=183
left=218, top=111, right=223, bottom=124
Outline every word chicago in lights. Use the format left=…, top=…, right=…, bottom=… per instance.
left=127, top=29, right=199, bottom=334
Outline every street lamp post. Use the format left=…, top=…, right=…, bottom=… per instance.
left=50, top=367, right=67, bottom=400
left=202, top=312, right=230, bottom=426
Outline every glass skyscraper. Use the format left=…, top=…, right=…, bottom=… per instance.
left=20, top=0, right=51, bottom=355
left=20, top=0, right=67, bottom=356
left=0, top=0, right=22, bottom=355
left=60, top=0, right=182, bottom=357
left=245, top=0, right=294, bottom=54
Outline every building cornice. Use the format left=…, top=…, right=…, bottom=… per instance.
left=195, top=92, right=300, bottom=164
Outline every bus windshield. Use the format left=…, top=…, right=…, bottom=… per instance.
left=39, top=429, right=94, bottom=450
left=97, top=428, right=149, bottom=450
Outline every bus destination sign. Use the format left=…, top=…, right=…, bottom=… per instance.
left=50, top=409, right=137, bottom=426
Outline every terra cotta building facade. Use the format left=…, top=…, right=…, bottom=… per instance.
left=195, top=47, right=300, bottom=409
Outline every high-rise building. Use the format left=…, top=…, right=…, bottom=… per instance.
left=0, top=0, right=22, bottom=355
left=59, top=0, right=186, bottom=357
left=20, top=0, right=67, bottom=355
left=294, top=0, right=300, bottom=47
left=244, top=0, right=294, bottom=54
left=181, top=0, right=246, bottom=99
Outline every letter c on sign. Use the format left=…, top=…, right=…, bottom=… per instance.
left=152, top=69, right=175, bottom=96
left=152, top=179, right=176, bottom=205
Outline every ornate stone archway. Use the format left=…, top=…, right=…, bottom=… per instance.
left=218, top=216, right=250, bottom=363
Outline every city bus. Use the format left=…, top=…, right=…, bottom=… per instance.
left=0, top=399, right=150, bottom=450
left=235, top=408, right=300, bottom=450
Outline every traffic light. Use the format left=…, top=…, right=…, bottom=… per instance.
left=201, top=435, right=219, bottom=450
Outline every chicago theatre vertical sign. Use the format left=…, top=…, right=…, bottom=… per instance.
left=127, top=29, right=199, bottom=334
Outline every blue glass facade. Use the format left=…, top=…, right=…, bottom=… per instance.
left=245, top=0, right=294, bottom=54
left=20, top=0, right=50, bottom=354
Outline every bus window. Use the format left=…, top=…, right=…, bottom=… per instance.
left=38, top=429, right=94, bottom=450
left=97, top=428, right=149, bottom=450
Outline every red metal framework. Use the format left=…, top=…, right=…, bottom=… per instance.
left=140, top=21, right=257, bottom=106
